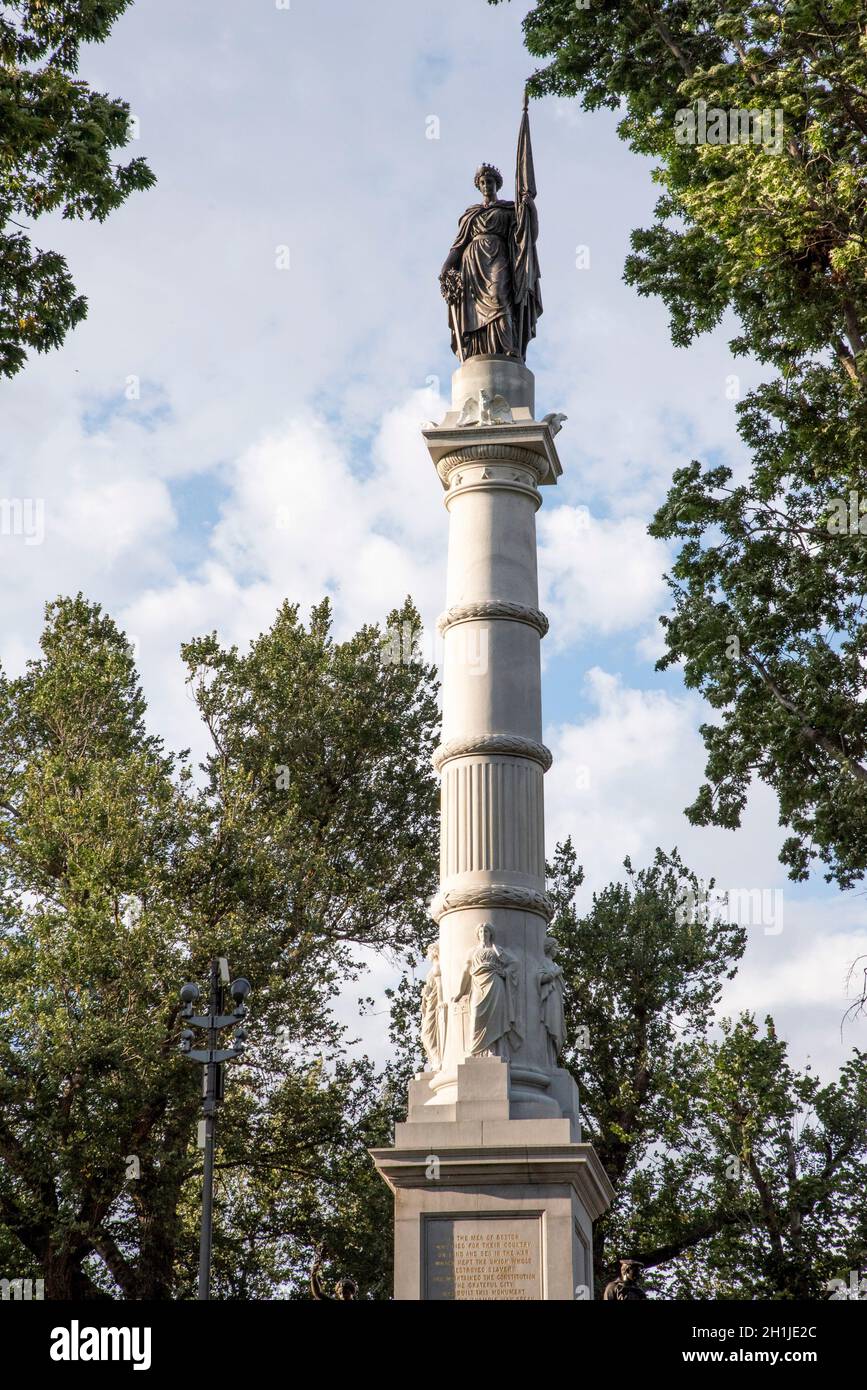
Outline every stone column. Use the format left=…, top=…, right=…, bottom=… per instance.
left=372, top=355, right=613, bottom=1300
left=430, top=355, right=557, bottom=1118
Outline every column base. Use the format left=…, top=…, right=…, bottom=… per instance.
left=371, top=1058, right=614, bottom=1300
left=410, top=1054, right=580, bottom=1125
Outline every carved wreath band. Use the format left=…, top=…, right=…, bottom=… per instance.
left=430, top=884, right=554, bottom=924
left=437, top=600, right=549, bottom=639
left=432, top=733, right=553, bottom=774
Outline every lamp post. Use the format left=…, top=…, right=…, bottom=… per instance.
left=178, top=958, right=251, bottom=1301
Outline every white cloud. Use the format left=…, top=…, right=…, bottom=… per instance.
left=113, top=397, right=448, bottom=759
left=544, top=668, right=867, bottom=1079
left=546, top=668, right=698, bottom=881
left=723, top=927, right=867, bottom=1015
left=635, top=620, right=671, bottom=665
left=539, top=509, right=670, bottom=645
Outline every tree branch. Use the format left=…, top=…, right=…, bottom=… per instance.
left=748, top=655, right=867, bottom=783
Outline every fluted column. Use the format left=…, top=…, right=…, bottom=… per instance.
left=422, top=355, right=565, bottom=1118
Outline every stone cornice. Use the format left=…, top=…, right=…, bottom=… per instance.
left=432, top=733, right=553, bottom=774
left=370, top=1143, right=616, bottom=1219
left=422, top=418, right=564, bottom=490
left=437, top=601, right=549, bottom=639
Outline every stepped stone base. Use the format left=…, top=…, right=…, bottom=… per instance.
left=370, top=1058, right=613, bottom=1300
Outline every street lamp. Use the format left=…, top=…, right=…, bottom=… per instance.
left=178, top=959, right=251, bottom=1300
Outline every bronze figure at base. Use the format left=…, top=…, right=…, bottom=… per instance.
left=310, top=1245, right=358, bottom=1301
left=603, top=1259, right=648, bottom=1301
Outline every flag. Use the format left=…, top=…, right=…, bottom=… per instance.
left=513, top=95, right=542, bottom=359
left=515, top=96, right=538, bottom=205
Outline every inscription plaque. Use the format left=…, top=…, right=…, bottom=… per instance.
left=424, top=1216, right=543, bottom=1300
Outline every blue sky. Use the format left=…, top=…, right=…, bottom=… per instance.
left=1, top=0, right=865, bottom=1080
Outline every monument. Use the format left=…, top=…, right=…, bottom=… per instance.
left=371, top=98, right=613, bottom=1300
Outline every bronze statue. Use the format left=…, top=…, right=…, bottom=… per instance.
left=440, top=97, right=542, bottom=363
left=310, top=1245, right=358, bottom=1301
left=603, top=1259, right=648, bottom=1300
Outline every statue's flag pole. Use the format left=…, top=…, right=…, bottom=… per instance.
left=450, top=298, right=465, bottom=363
left=514, top=88, right=539, bottom=359
left=516, top=88, right=537, bottom=200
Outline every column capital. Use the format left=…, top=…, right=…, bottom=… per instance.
left=424, top=427, right=563, bottom=489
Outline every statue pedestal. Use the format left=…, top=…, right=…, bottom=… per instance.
left=371, top=1058, right=613, bottom=1300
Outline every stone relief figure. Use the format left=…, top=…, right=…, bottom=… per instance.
left=439, top=102, right=542, bottom=363
left=539, top=938, right=566, bottom=1066
left=603, top=1260, right=648, bottom=1301
left=452, top=923, right=522, bottom=1060
left=420, top=941, right=447, bottom=1072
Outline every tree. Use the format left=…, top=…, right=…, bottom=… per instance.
left=493, top=0, right=867, bottom=887
left=614, top=1016, right=867, bottom=1300
left=0, top=1, right=155, bottom=377
left=0, top=593, right=438, bottom=1297
left=543, top=841, right=867, bottom=1298
left=546, top=839, right=745, bottom=1292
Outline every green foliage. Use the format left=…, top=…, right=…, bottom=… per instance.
left=546, top=843, right=867, bottom=1297
left=624, top=1016, right=867, bottom=1300
left=0, top=1, right=155, bottom=375
left=649, top=407, right=867, bottom=886
left=0, top=593, right=439, bottom=1297
left=548, top=841, right=745, bottom=1165
left=180, top=598, right=439, bottom=964
left=494, top=0, right=867, bottom=887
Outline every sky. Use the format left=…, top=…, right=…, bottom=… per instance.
left=2, top=0, right=866, bottom=1083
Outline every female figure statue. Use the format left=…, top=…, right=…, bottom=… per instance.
left=439, top=107, right=542, bottom=363
left=420, top=942, right=447, bottom=1071
left=539, top=938, right=566, bottom=1067
left=453, top=923, right=522, bottom=1060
